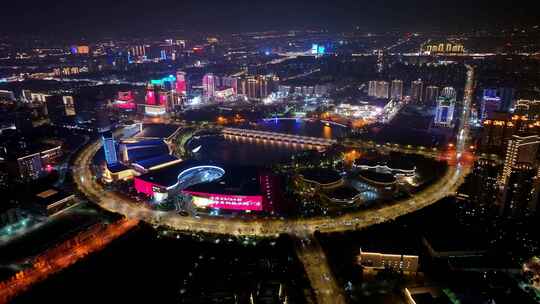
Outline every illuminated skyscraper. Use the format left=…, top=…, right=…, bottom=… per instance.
left=145, top=84, right=157, bottom=105
left=368, top=81, right=378, bottom=97
left=410, top=80, right=423, bottom=103
left=202, top=73, right=216, bottom=98
left=247, top=77, right=258, bottom=100
left=368, top=81, right=389, bottom=99
left=97, top=112, right=118, bottom=165
left=480, top=89, right=501, bottom=121
left=390, top=80, right=403, bottom=100
left=499, top=135, right=540, bottom=186
left=176, top=71, right=187, bottom=95
left=434, top=96, right=455, bottom=127
left=499, top=135, right=540, bottom=216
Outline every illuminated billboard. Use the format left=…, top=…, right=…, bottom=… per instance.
left=71, top=45, right=90, bottom=55
left=186, top=191, right=263, bottom=211
left=144, top=105, right=167, bottom=116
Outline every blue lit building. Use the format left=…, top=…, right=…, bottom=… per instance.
left=101, top=131, right=118, bottom=165
left=97, top=111, right=118, bottom=165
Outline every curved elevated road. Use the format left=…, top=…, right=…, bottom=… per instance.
left=73, top=66, right=474, bottom=237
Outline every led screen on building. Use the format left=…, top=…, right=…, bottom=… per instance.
left=186, top=191, right=263, bottom=211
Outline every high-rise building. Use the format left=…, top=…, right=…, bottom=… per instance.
left=14, top=110, right=33, bottom=134
left=221, top=76, right=238, bottom=95
left=499, top=135, right=540, bottom=217
left=514, top=100, right=540, bottom=120
left=424, top=86, right=440, bottom=104
left=202, top=73, right=217, bottom=99
left=434, top=96, right=455, bottom=127
left=480, top=113, right=534, bottom=153
left=63, top=96, right=76, bottom=116
left=247, top=77, right=258, bottom=100
left=145, top=84, right=157, bottom=105
left=441, top=86, right=456, bottom=99
left=499, top=135, right=540, bottom=186
left=45, top=95, right=67, bottom=125
left=410, top=80, right=423, bottom=103
left=377, top=81, right=389, bottom=99
left=368, top=81, right=389, bottom=99
left=97, top=112, right=117, bottom=165
left=368, top=81, right=378, bottom=97
left=480, top=89, right=501, bottom=121
left=390, top=80, right=403, bottom=100
left=176, top=71, right=187, bottom=95
left=498, top=87, right=515, bottom=112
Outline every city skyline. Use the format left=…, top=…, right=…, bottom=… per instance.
left=1, top=0, right=539, bottom=37
left=0, top=4, right=539, bottom=303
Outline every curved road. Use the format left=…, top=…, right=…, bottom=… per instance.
left=73, top=66, right=474, bottom=238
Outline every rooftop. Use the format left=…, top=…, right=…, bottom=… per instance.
left=184, top=166, right=262, bottom=196
left=134, top=124, right=181, bottom=139
left=136, top=160, right=221, bottom=188
left=357, top=170, right=396, bottom=184
left=132, top=154, right=180, bottom=171
left=298, top=168, right=342, bottom=185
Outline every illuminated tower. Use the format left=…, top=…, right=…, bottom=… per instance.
left=434, top=96, right=455, bottom=127
left=390, top=80, right=403, bottom=100
left=202, top=73, right=216, bottom=99
left=499, top=135, right=540, bottom=217
left=410, top=80, right=423, bottom=103
left=247, top=77, right=258, bottom=100
left=499, top=135, right=540, bottom=187
left=145, top=84, right=156, bottom=105
left=480, top=89, right=501, bottom=121
left=176, top=71, right=187, bottom=95
left=97, top=111, right=117, bottom=165
left=368, top=81, right=378, bottom=97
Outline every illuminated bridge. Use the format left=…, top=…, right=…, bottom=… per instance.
left=222, top=127, right=337, bottom=150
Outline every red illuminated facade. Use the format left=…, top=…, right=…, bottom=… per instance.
left=158, top=92, right=168, bottom=106
left=145, top=85, right=156, bottom=105
left=176, top=71, right=187, bottom=95
left=134, top=177, right=156, bottom=196
left=114, top=91, right=136, bottom=110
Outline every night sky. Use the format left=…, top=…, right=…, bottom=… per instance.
left=1, top=0, right=538, bottom=37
